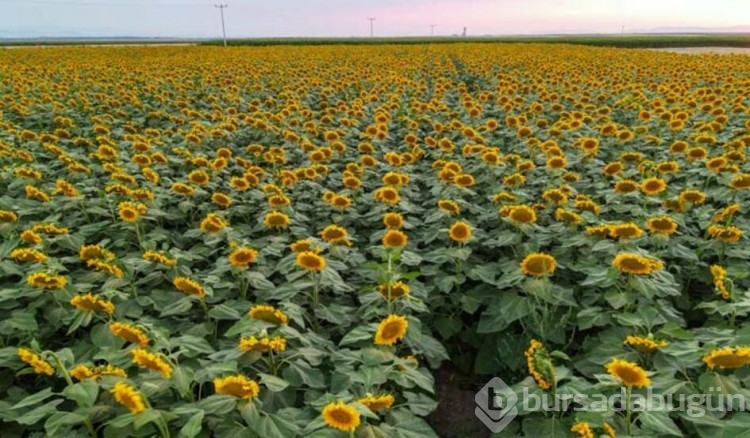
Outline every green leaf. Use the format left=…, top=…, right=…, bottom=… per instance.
left=179, top=411, right=205, bottom=438
left=62, top=380, right=99, bottom=408
left=16, top=399, right=64, bottom=425
left=45, top=411, right=87, bottom=436
left=197, top=395, right=237, bottom=415
left=638, top=410, right=683, bottom=436
left=258, top=373, right=290, bottom=392
left=11, top=387, right=55, bottom=410
left=403, top=392, right=437, bottom=416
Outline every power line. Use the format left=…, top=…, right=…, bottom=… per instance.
left=367, top=17, right=375, bottom=38
left=215, top=4, right=228, bottom=46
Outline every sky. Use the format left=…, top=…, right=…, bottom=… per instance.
left=1, top=0, right=749, bottom=38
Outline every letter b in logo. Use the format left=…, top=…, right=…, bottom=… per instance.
left=475, top=377, right=518, bottom=433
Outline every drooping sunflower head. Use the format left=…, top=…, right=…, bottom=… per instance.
left=612, top=252, right=664, bottom=275
left=607, top=223, right=644, bottom=240
left=525, top=339, right=555, bottom=390
left=248, top=304, right=289, bottom=325
left=606, top=358, right=651, bottom=387
left=702, top=346, right=750, bottom=370
left=624, top=335, right=669, bottom=354
left=520, top=253, right=556, bottom=277
left=438, top=199, right=461, bottom=215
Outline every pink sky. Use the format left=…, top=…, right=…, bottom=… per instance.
left=1, top=0, right=749, bottom=38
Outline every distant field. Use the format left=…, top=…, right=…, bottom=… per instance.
left=0, top=38, right=198, bottom=47
left=2, top=34, right=750, bottom=48
left=200, top=34, right=750, bottom=48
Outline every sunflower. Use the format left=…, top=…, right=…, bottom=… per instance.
left=20, top=230, right=43, bottom=245
left=499, top=205, right=535, bottom=225
left=710, top=265, right=731, bottom=299
left=322, top=401, right=361, bottom=432
left=70, top=363, right=127, bottom=381
left=713, top=204, right=741, bottom=223
left=603, top=162, right=624, bottom=176
left=142, top=250, right=177, bottom=267
left=374, top=314, right=408, bottom=346
left=229, top=248, right=258, bottom=267
left=70, top=293, right=115, bottom=315
left=542, top=189, right=568, bottom=205
left=546, top=156, right=567, bottom=170
left=199, top=213, right=227, bottom=234
left=171, top=182, right=195, bottom=196
left=211, top=192, right=233, bottom=208
left=449, top=221, right=472, bottom=243
left=10, top=248, right=47, bottom=264
left=383, top=212, right=405, bottom=229
left=358, top=394, right=395, bottom=412
left=614, top=179, right=639, bottom=194
left=27, top=272, right=67, bottom=289
left=678, top=189, right=707, bottom=205
left=608, top=223, right=643, bottom=239
left=374, top=187, right=401, bottom=205
left=244, top=303, right=288, bottom=326
left=111, top=382, right=146, bottom=414
left=492, top=191, right=518, bottom=204
left=238, top=336, right=287, bottom=352
left=290, top=239, right=315, bottom=253
left=0, top=210, right=18, bottom=223
left=214, top=375, right=260, bottom=399
left=438, top=199, right=461, bottom=215
left=605, top=358, right=651, bottom=387
left=382, top=230, right=408, bottom=248
left=118, top=202, right=140, bottom=222
left=17, top=348, right=55, bottom=376
left=520, top=253, right=556, bottom=277
left=640, top=178, right=667, bottom=196
left=702, top=346, right=750, bottom=370
left=555, top=208, right=582, bottom=225
left=646, top=216, right=678, bottom=236
left=687, top=147, right=708, bottom=160
left=525, top=339, right=555, bottom=390
left=377, top=282, right=410, bottom=300
left=612, top=253, right=664, bottom=275
left=503, top=172, right=526, bottom=187
left=706, top=156, right=728, bottom=172
left=110, top=322, right=149, bottom=346
left=655, top=160, right=679, bottom=174
left=320, top=224, right=351, bottom=246
left=453, top=173, right=475, bottom=188
left=263, top=211, right=290, bottom=229
left=187, top=169, right=210, bottom=186
left=173, top=276, right=205, bottom=298
left=296, top=251, right=326, bottom=271
left=729, top=174, right=750, bottom=189
left=624, top=335, right=669, bottom=354
left=707, top=225, right=743, bottom=243
left=570, top=422, right=594, bottom=438
left=581, top=137, right=599, bottom=156
left=132, top=348, right=172, bottom=378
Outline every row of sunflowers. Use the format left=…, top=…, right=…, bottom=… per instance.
left=0, top=43, right=749, bottom=437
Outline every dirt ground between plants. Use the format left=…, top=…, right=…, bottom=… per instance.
left=429, top=366, right=493, bottom=438
left=652, top=47, right=750, bottom=54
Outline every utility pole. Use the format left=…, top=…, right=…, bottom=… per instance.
left=215, top=4, right=228, bottom=46
left=430, top=24, right=435, bottom=36
left=367, top=17, right=376, bottom=37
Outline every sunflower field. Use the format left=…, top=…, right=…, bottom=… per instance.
left=0, top=44, right=749, bottom=437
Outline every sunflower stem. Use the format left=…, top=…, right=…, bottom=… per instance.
left=626, top=385, right=633, bottom=436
